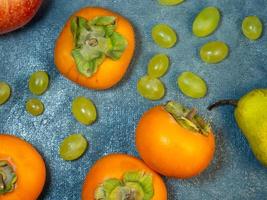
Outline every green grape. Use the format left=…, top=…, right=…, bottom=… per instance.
left=200, top=41, right=229, bottom=64
left=59, top=134, right=88, bottom=161
left=148, top=54, right=169, bottom=78
left=158, top=0, right=184, bottom=6
left=137, top=75, right=165, bottom=100
left=152, top=24, right=177, bottom=48
left=72, top=96, right=97, bottom=125
left=29, top=71, right=49, bottom=95
left=242, top=16, right=263, bottom=40
left=26, top=98, right=44, bottom=116
left=177, top=71, right=207, bottom=99
left=0, top=82, right=11, bottom=105
left=193, top=7, right=220, bottom=37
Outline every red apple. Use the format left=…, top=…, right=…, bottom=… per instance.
left=0, top=0, right=43, bottom=34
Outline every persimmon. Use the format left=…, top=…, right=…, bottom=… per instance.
left=136, top=101, right=215, bottom=178
left=54, top=7, right=135, bottom=90
left=0, top=134, right=46, bottom=200
left=82, top=153, right=167, bottom=200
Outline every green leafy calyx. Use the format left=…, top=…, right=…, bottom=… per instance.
left=71, top=16, right=128, bottom=77
left=0, top=161, right=17, bottom=195
left=94, top=171, right=154, bottom=200
left=164, top=101, right=211, bottom=135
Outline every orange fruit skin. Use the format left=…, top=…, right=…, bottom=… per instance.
left=54, top=7, right=135, bottom=90
left=136, top=106, right=215, bottom=179
left=0, top=134, right=46, bottom=200
left=81, top=153, right=167, bottom=200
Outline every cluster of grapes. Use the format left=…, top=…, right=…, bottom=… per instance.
left=0, top=71, right=96, bottom=161
left=0, top=71, right=49, bottom=115
left=137, top=2, right=263, bottom=100
left=27, top=71, right=49, bottom=116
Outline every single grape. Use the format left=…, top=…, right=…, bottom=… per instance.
left=29, top=71, right=49, bottom=95
left=72, top=96, right=97, bottom=125
left=59, top=134, right=88, bottom=161
left=26, top=98, right=44, bottom=116
left=242, top=16, right=263, bottom=40
left=152, top=24, right=177, bottom=48
left=200, top=41, right=229, bottom=64
left=158, top=0, right=184, bottom=6
left=193, top=7, right=220, bottom=37
left=177, top=71, right=207, bottom=98
left=0, top=82, right=11, bottom=105
left=137, top=75, right=165, bottom=100
left=148, top=54, right=169, bottom=78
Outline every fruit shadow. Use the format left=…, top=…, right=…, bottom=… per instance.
left=202, top=130, right=228, bottom=180
left=183, top=130, right=228, bottom=185
left=38, top=158, right=52, bottom=200
left=29, top=0, right=54, bottom=26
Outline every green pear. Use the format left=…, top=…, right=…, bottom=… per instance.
left=208, top=89, right=267, bottom=167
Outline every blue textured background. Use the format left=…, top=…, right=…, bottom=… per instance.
left=1, top=0, right=267, bottom=199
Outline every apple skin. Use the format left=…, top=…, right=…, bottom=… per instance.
left=0, top=0, right=43, bottom=34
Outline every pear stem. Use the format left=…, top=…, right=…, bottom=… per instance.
left=208, top=99, right=238, bottom=111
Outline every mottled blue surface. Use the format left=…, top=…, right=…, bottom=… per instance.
left=0, top=0, right=267, bottom=199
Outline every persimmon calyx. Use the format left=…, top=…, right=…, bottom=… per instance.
left=70, top=16, right=128, bottom=77
left=0, top=161, right=17, bottom=195
left=164, top=101, right=211, bottom=136
left=94, top=171, right=154, bottom=200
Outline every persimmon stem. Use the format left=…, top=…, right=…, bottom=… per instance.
left=208, top=99, right=238, bottom=111
left=186, top=108, right=197, bottom=120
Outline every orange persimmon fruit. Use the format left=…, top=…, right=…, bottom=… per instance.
left=0, top=134, right=46, bottom=200
left=82, top=153, right=167, bottom=200
left=54, top=7, right=135, bottom=90
left=136, top=101, right=215, bottom=178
